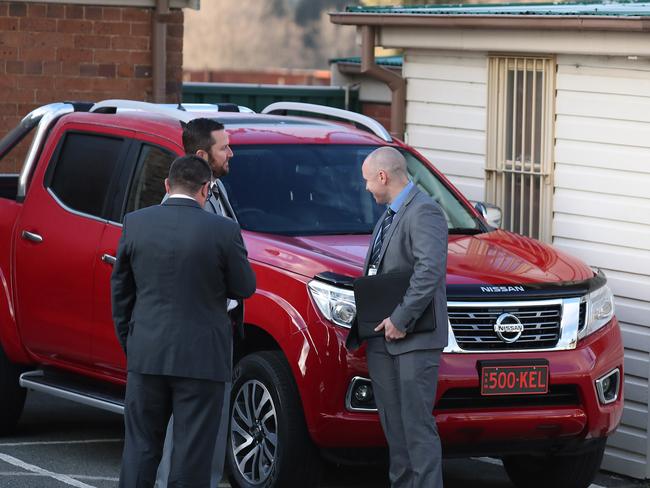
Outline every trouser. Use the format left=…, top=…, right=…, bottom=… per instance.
left=119, top=372, right=224, bottom=488
left=154, top=382, right=231, bottom=488
left=366, top=343, right=443, bottom=488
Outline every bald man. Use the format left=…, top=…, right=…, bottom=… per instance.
left=347, top=147, right=449, bottom=488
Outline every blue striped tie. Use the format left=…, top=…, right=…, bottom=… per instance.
left=370, top=207, right=395, bottom=267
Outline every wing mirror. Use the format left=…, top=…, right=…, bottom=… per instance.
left=473, top=202, right=502, bottom=229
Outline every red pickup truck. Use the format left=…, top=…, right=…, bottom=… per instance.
left=0, top=101, right=623, bottom=488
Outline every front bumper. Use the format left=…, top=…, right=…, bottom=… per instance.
left=299, top=317, right=623, bottom=452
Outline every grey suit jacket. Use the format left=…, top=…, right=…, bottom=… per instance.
left=347, top=186, right=449, bottom=355
left=111, top=198, right=256, bottom=381
left=205, top=179, right=237, bottom=221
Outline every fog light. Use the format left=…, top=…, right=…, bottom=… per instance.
left=596, top=368, right=620, bottom=405
left=346, top=377, right=377, bottom=412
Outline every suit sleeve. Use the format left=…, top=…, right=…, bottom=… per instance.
left=390, top=202, right=448, bottom=333
left=110, top=215, right=136, bottom=353
left=224, top=223, right=256, bottom=300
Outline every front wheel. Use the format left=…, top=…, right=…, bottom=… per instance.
left=503, top=439, right=606, bottom=488
left=227, top=351, right=321, bottom=488
left=0, top=346, right=26, bottom=435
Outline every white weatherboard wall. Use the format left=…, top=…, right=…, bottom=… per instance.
left=403, top=51, right=488, bottom=202
left=553, top=54, right=650, bottom=479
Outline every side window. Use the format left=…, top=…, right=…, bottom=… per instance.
left=126, top=144, right=176, bottom=214
left=49, top=133, right=125, bottom=219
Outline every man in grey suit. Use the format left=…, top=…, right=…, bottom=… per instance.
left=112, top=155, right=256, bottom=487
left=347, top=146, right=448, bottom=488
left=156, top=119, right=240, bottom=488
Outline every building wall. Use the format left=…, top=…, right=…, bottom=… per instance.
left=0, top=1, right=184, bottom=173
left=553, top=54, right=650, bottom=479
left=400, top=47, right=650, bottom=479
left=403, top=50, right=487, bottom=202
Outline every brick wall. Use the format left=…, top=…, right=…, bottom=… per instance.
left=184, top=68, right=331, bottom=86
left=361, top=102, right=391, bottom=134
left=0, top=1, right=184, bottom=173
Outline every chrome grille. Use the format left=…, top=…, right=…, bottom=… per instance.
left=448, top=303, right=562, bottom=351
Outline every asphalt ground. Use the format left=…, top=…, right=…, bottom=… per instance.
left=0, top=391, right=646, bottom=488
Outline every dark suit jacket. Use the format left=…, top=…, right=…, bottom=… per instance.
left=111, top=197, right=256, bottom=382
left=347, top=186, right=448, bottom=354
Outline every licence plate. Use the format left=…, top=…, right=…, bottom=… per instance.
left=479, top=360, right=549, bottom=396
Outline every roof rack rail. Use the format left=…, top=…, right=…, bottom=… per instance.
left=90, top=99, right=254, bottom=122
left=261, top=101, right=392, bottom=142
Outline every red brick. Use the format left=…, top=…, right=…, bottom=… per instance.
left=54, top=77, right=88, bottom=91
left=9, top=89, right=35, bottom=103
left=61, top=62, right=79, bottom=75
left=112, top=36, right=148, bottom=50
left=74, top=34, right=109, bottom=49
left=166, top=37, right=182, bottom=53
left=43, top=61, right=61, bottom=75
left=47, top=4, right=65, bottom=18
left=65, top=5, right=84, bottom=19
left=129, top=51, right=150, bottom=64
left=168, top=24, right=183, bottom=38
left=6, top=60, right=23, bottom=74
left=79, top=63, right=98, bottom=76
left=0, top=18, right=19, bottom=31
left=27, top=4, right=47, bottom=17
left=21, top=75, right=53, bottom=90
left=129, top=78, right=152, bottom=92
left=20, top=18, right=57, bottom=32
left=167, top=10, right=183, bottom=24
left=0, top=4, right=7, bottom=16
left=134, top=65, right=151, bottom=78
left=93, top=49, right=126, bottom=64
left=98, top=63, right=116, bottom=78
left=24, top=61, right=43, bottom=75
left=167, top=51, right=182, bottom=67
left=91, top=77, right=129, bottom=91
left=102, top=7, right=122, bottom=22
left=0, top=46, right=18, bottom=60
left=83, top=7, right=101, bottom=20
left=0, top=31, right=24, bottom=48
left=94, top=22, right=130, bottom=36
left=17, top=103, right=40, bottom=114
left=25, top=32, right=75, bottom=49
left=0, top=104, right=18, bottom=116
left=9, top=3, right=26, bottom=17
left=117, top=63, right=133, bottom=78
left=57, top=47, right=93, bottom=63
left=57, top=19, right=93, bottom=34
left=122, top=8, right=150, bottom=22
left=130, top=22, right=150, bottom=37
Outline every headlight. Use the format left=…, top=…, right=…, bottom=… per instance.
left=578, top=284, right=615, bottom=339
left=307, top=279, right=356, bottom=328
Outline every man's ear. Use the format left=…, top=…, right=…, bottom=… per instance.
left=164, top=178, right=171, bottom=194
left=196, top=149, right=208, bottom=161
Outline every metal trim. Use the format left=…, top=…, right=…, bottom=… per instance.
left=345, top=376, right=377, bottom=413
left=90, top=99, right=254, bottom=121
left=595, top=368, right=620, bottom=405
left=19, top=371, right=124, bottom=415
left=46, top=188, right=109, bottom=225
left=261, top=102, right=392, bottom=142
left=17, top=103, right=75, bottom=200
left=443, top=297, right=580, bottom=353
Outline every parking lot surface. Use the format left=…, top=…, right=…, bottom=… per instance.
left=0, top=391, right=645, bottom=488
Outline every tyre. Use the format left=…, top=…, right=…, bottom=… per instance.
left=0, top=345, right=26, bottom=435
left=503, top=439, right=606, bottom=488
left=227, top=351, right=321, bottom=488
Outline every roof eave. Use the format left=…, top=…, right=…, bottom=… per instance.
left=329, top=12, right=650, bottom=32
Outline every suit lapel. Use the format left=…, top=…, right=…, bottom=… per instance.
left=376, top=186, right=420, bottom=269
left=216, top=180, right=238, bottom=223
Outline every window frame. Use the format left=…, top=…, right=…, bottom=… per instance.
left=486, top=54, right=556, bottom=242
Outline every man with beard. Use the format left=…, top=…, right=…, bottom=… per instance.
left=156, top=118, right=241, bottom=488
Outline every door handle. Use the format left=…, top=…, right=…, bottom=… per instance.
left=21, top=231, right=43, bottom=243
left=101, top=254, right=117, bottom=265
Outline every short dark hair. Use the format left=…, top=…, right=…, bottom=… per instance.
left=181, top=118, right=225, bottom=155
left=167, top=155, right=211, bottom=194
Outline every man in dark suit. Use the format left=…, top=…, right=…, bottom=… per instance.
left=347, top=147, right=448, bottom=488
left=112, top=155, right=256, bottom=487
left=156, top=118, right=241, bottom=488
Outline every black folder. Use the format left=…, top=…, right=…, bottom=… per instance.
left=353, top=271, right=435, bottom=341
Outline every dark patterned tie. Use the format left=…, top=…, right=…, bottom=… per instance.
left=370, top=207, right=395, bottom=267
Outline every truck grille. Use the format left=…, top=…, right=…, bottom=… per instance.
left=448, top=303, right=562, bottom=351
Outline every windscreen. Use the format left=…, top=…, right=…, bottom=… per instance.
left=221, top=144, right=482, bottom=236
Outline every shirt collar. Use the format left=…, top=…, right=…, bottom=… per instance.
left=388, top=181, right=414, bottom=214
left=168, top=193, right=197, bottom=202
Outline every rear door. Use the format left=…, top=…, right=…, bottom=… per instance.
left=14, top=123, right=133, bottom=367
left=91, top=137, right=180, bottom=377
